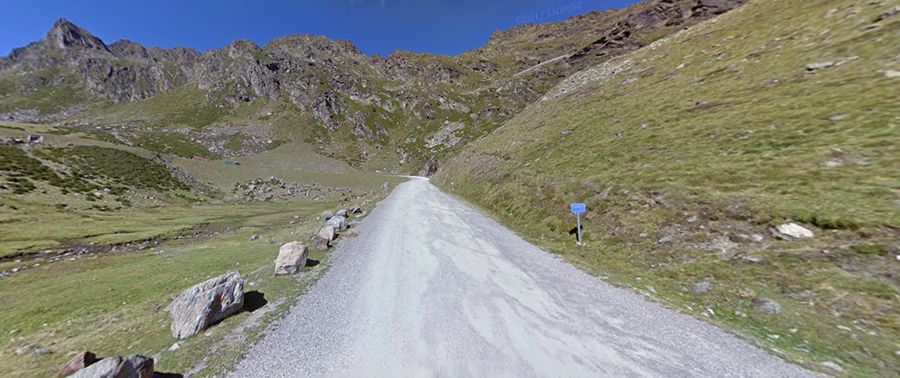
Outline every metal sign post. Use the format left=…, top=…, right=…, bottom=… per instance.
left=570, top=202, right=586, bottom=245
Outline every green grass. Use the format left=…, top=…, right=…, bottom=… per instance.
left=0, top=71, right=88, bottom=115
left=0, top=199, right=337, bottom=376
left=84, top=86, right=227, bottom=129
left=435, top=0, right=899, bottom=376
left=130, top=131, right=216, bottom=159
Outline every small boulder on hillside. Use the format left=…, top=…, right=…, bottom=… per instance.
left=806, top=61, right=834, bottom=71
left=751, top=296, right=782, bottom=314
left=69, top=355, right=153, bottom=378
left=169, top=271, right=244, bottom=339
left=314, top=225, right=336, bottom=251
left=327, top=215, right=348, bottom=231
left=335, top=208, right=348, bottom=218
left=320, top=210, right=334, bottom=221
left=275, top=241, right=308, bottom=275
left=58, top=351, right=98, bottom=377
left=692, top=281, right=712, bottom=294
left=348, top=205, right=362, bottom=214
left=770, top=222, right=814, bottom=240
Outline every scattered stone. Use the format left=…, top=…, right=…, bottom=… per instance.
left=639, top=232, right=648, bottom=238
left=885, top=70, right=900, bottom=78
left=327, top=215, right=348, bottom=231
left=168, top=342, right=181, bottom=351
left=657, top=235, right=672, bottom=244
left=561, top=130, right=573, bottom=135
left=742, top=255, right=767, bottom=264
left=335, top=209, right=348, bottom=218
left=751, top=296, right=782, bottom=314
left=169, top=271, right=244, bottom=339
left=836, top=325, right=852, bottom=332
left=275, top=241, right=309, bottom=275
left=820, top=361, right=843, bottom=373
left=320, top=210, right=333, bottom=221
left=770, top=222, right=814, bottom=240
left=58, top=351, right=98, bottom=377
left=33, top=346, right=52, bottom=356
left=381, top=182, right=391, bottom=191
left=249, top=234, right=259, bottom=241
left=750, top=234, right=764, bottom=242
left=70, top=355, right=153, bottom=378
left=692, top=281, right=712, bottom=294
left=348, top=205, right=362, bottom=214
left=828, top=113, right=847, bottom=121
left=314, top=225, right=336, bottom=250
left=806, top=62, right=834, bottom=71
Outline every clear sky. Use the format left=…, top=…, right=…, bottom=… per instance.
left=1, top=0, right=638, bottom=57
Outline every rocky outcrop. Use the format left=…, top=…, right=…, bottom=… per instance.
left=169, top=271, right=245, bottom=339
left=69, top=355, right=153, bottom=378
left=3, top=18, right=200, bottom=103
left=275, top=241, right=309, bottom=275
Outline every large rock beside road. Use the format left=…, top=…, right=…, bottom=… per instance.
left=69, top=355, right=153, bottom=378
left=327, top=215, right=347, bottom=231
left=58, top=351, right=98, bottom=377
left=275, top=241, right=309, bottom=275
left=169, top=271, right=245, bottom=339
left=335, top=208, right=348, bottom=218
left=314, top=225, right=336, bottom=250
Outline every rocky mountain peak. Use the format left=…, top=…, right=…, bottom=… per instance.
left=45, top=17, right=109, bottom=52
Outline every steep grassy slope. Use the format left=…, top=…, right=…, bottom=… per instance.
left=435, top=0, right=899, bottom=376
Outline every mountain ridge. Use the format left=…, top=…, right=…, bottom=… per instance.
left=0, top=0, right=747, bottom=174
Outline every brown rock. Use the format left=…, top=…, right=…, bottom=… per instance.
left=275, top=241, right=309, bottom=275
left=58, top=351, right=98, bottom=377
left=314, top=225, right=336, bottom=251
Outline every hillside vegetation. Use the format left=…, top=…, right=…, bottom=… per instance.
left=435, top=0, right=899, bottom=376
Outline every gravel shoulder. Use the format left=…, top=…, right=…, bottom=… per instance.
left=230, top=177, right=818, bottom=377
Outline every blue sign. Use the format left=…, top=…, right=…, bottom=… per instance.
left=570, top=202, right=586, bottom=214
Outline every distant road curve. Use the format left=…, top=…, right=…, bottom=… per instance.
left=230, top=177, right=818, bottom=377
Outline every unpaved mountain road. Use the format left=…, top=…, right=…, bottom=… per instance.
left=231, top=177, right=817, bottom=377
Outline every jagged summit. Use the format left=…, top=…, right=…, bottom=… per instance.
left=45, top=17, right=109, bottom=51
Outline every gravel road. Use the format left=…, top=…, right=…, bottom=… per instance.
left=230, top=177, right=817, bottom=377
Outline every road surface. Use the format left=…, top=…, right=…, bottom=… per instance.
left=231, top=177, right=816, bottom=377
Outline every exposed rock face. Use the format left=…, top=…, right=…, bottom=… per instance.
left=275, top=241, right=309, bottom=275
left=3, top=18, right=200, bottom=103
left=58, top=351, right=98, bottom=377
left=169, top=271, right=245, bottom=339
left=69, top=355, right=153, bottom=378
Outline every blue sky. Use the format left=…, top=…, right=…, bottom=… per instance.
left=1, top=0, right=637, bottom=57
